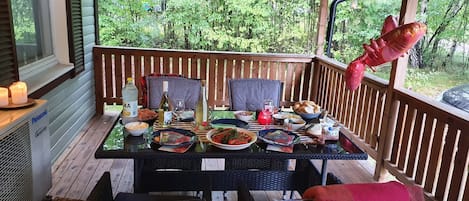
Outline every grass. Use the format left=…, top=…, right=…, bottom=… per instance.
left=373, top=66, right=469, bottom=99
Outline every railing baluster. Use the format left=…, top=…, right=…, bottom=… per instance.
left=115, top=54, right=123, bottom=100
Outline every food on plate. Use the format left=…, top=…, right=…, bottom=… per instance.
left=138, top=108, right=157, bottom=121
left=293, top=101, right=321, bottom=114
left=262, top=130, right=294, bottom=146
left=125, top=122, right=149, bottom=136
left=238, top=111, right=253, bottom=116
left=234, top=111, right=254, bottom=122
left=210, top=128, right=253, bottom=145
left=153, top=131, right=192, bottom=145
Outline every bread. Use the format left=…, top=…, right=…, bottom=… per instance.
left=294, top=101, right=321, bottom=114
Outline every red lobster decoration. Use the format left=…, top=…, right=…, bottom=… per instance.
left=345, top=15, right=427, bottom=91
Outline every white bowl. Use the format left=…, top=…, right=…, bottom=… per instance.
left=234, top=111, right=254, bottom=122
left=285, top=118, right=306, bottom=131
left=272, top=113, right=288, bottom=125
left=124, top=122, right=149, bottom=136
left=206, top=128, right=257, bottom=150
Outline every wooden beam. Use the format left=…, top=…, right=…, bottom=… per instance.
left=315, top=0, right=329, bottom=55
left=374, top=0, right=419, bottom=181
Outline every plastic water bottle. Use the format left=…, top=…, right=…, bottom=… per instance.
left=122, top=77, right=138, bottom=123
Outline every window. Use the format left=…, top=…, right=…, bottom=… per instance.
left=11, top=0, right=53, bottom=67
left=0, top=0, right=84, bottom=97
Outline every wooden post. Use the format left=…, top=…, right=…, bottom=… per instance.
left=315, top=0, right=329, bottom=55
left=310, top=58, right=322, bottom=102
left=374, top=0, right=419, bottom=181
left=93, top=47, right=104, bottom=115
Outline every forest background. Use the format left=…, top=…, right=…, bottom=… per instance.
left=95, top=0, right=468, bottom=99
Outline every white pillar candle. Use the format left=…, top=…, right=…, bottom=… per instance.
left=0, top=87, right=8, bottom=106
left=9, top=82, right=28, bottom=104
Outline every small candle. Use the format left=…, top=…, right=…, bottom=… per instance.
left=0, top=87, right=8, bottom=106
left=10, top=82, right=28, bottom=105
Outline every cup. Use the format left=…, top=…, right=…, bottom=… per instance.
left=174, top=99, right=185, bottom=112
left=174, top=99, right=185, bottom=120
left=263, top=99, right=274, bottom=113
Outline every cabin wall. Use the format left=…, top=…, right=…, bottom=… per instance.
left=42, top=0, right=96, bottom=162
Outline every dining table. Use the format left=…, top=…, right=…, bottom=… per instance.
left=94, top=111, right=367, bottom=194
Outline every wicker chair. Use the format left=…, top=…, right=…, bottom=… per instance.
left=87, top=172, right=205, bottom=201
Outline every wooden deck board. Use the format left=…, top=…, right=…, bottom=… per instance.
left=48, top=112, right=377, bottom=201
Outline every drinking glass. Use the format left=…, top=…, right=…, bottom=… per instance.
left=174, top=99, right=185, bottom=120
left=175, top=99, right=185, bottom=112
left=263, top=99, right=274, bottom=113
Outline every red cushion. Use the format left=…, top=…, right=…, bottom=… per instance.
left=303, top=181, right=424, bottom=201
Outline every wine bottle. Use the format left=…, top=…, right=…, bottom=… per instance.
left=122, top=77, right=138, bottom=123
left=158, top=81, right=173, bottom=127
left=195, top=80, right=208, bottom=126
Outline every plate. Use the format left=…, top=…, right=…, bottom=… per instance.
left=210, top=119, right=249, bottom=129
left=0, top=98, right=36, bottom=109
left=206, top=128, right=257, bottom=150
left=152, top=128, right=196, bottom=146
left=258, top=129, right=299, bottom=146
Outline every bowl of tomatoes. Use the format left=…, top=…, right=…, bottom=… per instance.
left=206, top=128, right=257, bottom=150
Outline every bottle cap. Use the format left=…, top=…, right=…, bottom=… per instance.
left=162, top=81, right=168, bottom=92
left=127, top=77, right=133, bottom=83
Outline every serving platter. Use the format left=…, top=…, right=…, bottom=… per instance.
left=0, top=98, right=36, bottom=109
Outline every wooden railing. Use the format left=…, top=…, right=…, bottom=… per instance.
left=384, top=89, right=469, bottom=201
left=313, top=56, right=388, bottom=159
left=93, top=46, right=469, bottom=200
left=93, top=46, right=315, bottom=114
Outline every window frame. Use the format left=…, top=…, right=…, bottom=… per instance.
left=1, top=0, right=84, bottom=98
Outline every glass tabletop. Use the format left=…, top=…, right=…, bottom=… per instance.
left=96, top=111, right=367, bottom=160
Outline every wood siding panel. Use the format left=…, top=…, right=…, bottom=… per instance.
left=43, top=0, right=96, bottom=162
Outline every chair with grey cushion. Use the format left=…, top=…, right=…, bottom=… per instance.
left=143, top=75, right=203, bottom=171
left=228, top=78, right=282, bottom=111
left=227, top=78, right=287, bottom=168
left=145, top=76, right=201, bottom=110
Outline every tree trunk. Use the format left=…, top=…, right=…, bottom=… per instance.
left=184, top=25, right=190, bottom=49
left=409, top=41, right=425, bottom=68
left=442, top=40, right=457, bottom=70
left=429, top=38, right=440, bottom=69
left=415, top=0, right=428, bottom=69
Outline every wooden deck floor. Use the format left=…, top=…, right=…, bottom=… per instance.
left=48, top=112, right=377, bottom=201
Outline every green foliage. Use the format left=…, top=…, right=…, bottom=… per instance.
left=98, top=0, right=320, bottom=53
left=11, top=0, right=36, bottom=42
left=331, top=0, right=400, bottom=63
left=97, top=0, right=469, bottom=99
